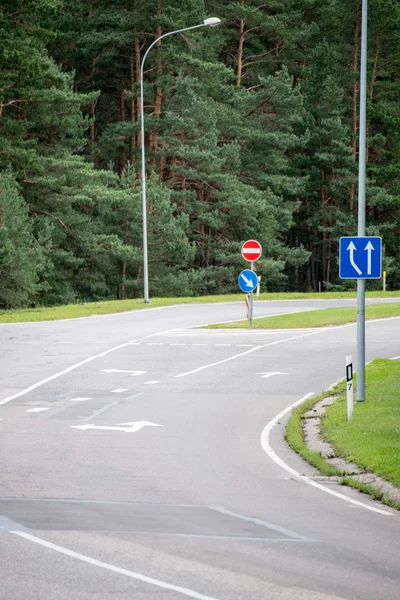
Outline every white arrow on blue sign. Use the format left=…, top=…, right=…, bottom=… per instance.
left=238, top=269, right=259, bottom=292
left=339, top=236, right=382, bottom=279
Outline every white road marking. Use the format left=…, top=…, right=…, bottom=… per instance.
left=260, top=393, right=393, bottom=516
left=0, top=332, right=169, bottom=406
left=148, top=343, right=164, bottom=346
left=215, top=343, right=231, bottom=347
left=210, top=506, right=313, bottom=542
left=236, top=344, right=254, bottom=347
left=11, top=530, right=219, bottom=600
left=175, top=345, right=264, bottom=378
left=70, top=397, right=92, bottom=402
left=111, top=389, right=129, bottom=393
left=26, top=407, right=50, bottom=413
left=256, top=372, right=288, bottom=379
left=391, top=356, right=400, bottom=360
left=144, top=381, right=159, bottom=385
left=174, top=330, right=328, bottom=379
left=71, top=421, right=163, bottom=433
left=101, top=369, right=147, bottom=377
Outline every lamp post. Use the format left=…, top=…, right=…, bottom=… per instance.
left=356, top=0, right=368, bottom=401
left=140, top=17, right=221, bottom=303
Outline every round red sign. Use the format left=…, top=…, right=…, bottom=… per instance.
left=241, top=239, right=262, bottom=262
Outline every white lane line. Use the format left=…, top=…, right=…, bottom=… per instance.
left=260, top=394, right=393, bottom=516
left=210, top=506, right=313, bottom=542
left=175, top=345, right=264, bottom=378
left=391, top=356, right=400, bottom=360
left=144, top=381, right=159, bottom=385
left=215, top=344, right=231, bottom=347
left=26, top=407, right=50, bottom=413
left=0, top=331, right=170, bottom=407
left=11, top=530, right=219, bottom=600
left=111, top=389, right=129, bottom=393
left=236, top=344, right=254, bottom=347
left=174, top=330, right=327, bottom=379
left=148, top=343, right=163, bottom=346
left=70, top=397, right=92, bottom=402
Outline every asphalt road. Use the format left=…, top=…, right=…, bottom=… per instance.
left=0, top=299, right=399, bottom=600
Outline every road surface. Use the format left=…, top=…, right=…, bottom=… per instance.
left=0, top=299, right=399, bottom=599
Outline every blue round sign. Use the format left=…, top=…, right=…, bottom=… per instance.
left=238, top=270, right=258, bottom=293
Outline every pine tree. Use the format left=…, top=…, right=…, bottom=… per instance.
left=0, top=171, right=45, bottom=307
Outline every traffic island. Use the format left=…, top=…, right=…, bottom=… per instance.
left=285, top=361, right=400, bottom=511
left=302, top=396, right=400, bottom=507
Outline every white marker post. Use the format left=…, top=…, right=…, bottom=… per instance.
left=346, top=355, right=354, bottom=420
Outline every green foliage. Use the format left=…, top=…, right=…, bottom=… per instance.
left=206, top=302, right=400, bottom=329
left=0, top=171, right=45, bottom=307
left=322, top=359, right=400, bottom=488
left=1, top=0, right=399, bottom=307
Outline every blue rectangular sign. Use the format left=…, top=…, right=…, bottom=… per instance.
left=339, top=236, right=382, bottom=279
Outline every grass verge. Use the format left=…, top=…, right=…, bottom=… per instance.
left=285, top=360, right=400, bottom=509
left=207, top=302, right=400, bottom=329
left=322, top=359, right=400, bottom=488
left=0, top=291, right=399, bottom=324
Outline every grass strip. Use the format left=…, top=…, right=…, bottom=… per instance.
left=285, top=360, right=400, bottom=509
left=0, top=291, right=399, bottom=324
left=322, top=359, right=400, bottom=489
left=207, top=302, right=400, bottom=329
left=284, top=383, right=346, bottom=477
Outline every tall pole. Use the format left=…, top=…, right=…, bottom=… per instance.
left=356, top=0, right=368, bottom=401
left=140, top=18, right=220, bottom=303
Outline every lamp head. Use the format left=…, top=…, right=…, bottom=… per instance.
left=203, top=17, right=221, bottom=27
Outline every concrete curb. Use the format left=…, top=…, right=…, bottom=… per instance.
left=303, top=396, right=400, bottom=506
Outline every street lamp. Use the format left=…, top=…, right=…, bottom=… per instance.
left=356, top=0, right=368, bottom=401
left=140, top=17, right=221, bottom=303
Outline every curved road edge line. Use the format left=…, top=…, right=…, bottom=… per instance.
left=260, top=393, right=393, bottom=517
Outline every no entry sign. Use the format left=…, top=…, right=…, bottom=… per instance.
left=241, top=239, right=262, bottom=262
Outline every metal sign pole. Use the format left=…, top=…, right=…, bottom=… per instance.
left=356, top=0, right=368, bottom=402
left=250, top=261, right=254, bottom=326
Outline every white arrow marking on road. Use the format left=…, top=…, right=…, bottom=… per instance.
left=365, top=240, right=375, bottom=275
left=240, top=273, right=255, bottom=288
left=256, top=372, right=288, bottom=379
left=101, top=369, right=147, bottom=377
left=346, top=241, right=362, bottom=275
left=71, top=421, right=163, bottom=433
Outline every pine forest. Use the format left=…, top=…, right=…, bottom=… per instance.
left=1, top=0, right=400, bottom=308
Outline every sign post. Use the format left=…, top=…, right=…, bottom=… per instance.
left=339, top=235, right=382, bottom=403
left=240, top=240, right=262, bottom=326
left=346, top=355, right=354, bottom=420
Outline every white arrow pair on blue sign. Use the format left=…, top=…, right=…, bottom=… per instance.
left=347, top=240, right=375, bottom=275
left=339, top=237, right=382, bottom=279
